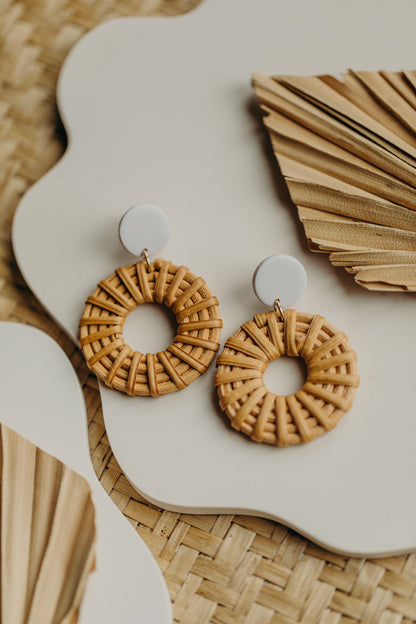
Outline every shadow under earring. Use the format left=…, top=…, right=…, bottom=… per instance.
left=79, top=204, right=222, bottom=397
left=215, top=254, right=359, bottom=446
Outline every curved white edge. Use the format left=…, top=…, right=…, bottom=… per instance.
left=12, top=14, right=202, bottom=345
left=0, top=323, right=172, bottom=624
left=113, top=436, right=415, bottom=560
left=129, top=497, right=416, bottom=560
left=55, top=10, right=213, bottom=160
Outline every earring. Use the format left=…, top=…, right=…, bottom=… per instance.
left=79, top=205, right=222, bottom=397
left=215, top=254, right=359, bottom=446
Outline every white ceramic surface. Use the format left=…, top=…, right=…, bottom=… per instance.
left=253, top=254, right=307, bottom=308
left=0, top=323, right=172, bottom=623
left=119, top=204, right=170, bottom=256
left=12, top=0, right=416, bottom=556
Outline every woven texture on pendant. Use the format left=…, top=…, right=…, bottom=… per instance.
left=215, top=309, right=359, bottom=445
left=79, top=258, right=222, bottom=397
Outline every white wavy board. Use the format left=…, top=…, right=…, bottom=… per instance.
left=0, top=323, right=172, bottom=623
left=13, top=0, right=416, bottom=556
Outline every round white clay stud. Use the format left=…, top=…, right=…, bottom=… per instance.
left=253, top=254, right=307, bottom=308
left=118, top=204, right=170, bottom=257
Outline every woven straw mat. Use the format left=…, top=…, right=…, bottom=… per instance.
left=0, top=1, right=415, bottom=622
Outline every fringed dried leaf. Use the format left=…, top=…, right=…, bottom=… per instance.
left=253, top=69, right=416, bottom=292
left=0, top=425, right=95, bottom=624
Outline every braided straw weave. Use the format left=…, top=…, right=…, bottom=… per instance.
left=80, top=258, right=222, bottom=396
left=215, top=309, right=359, bottom=445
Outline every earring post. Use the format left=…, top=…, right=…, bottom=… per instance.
left=142, top=248, right=151, bottom=269
left=273, top=298, right=285, bottom=322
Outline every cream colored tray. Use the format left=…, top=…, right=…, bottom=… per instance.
left=13, top=0, right=416, bottom=556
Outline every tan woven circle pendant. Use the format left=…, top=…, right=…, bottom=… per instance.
left=215, top=309, right=359, bottom=446
left=80, top=258, right=222, bottom=397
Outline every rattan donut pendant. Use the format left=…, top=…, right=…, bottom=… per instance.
left=79, top=205, right=222, bottom=397
left=215, top=255, right=359, bottom=446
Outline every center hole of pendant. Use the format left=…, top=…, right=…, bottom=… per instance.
left=263, top=356, right=307, bottom=396
left=122, top=303, right=176, bottom=353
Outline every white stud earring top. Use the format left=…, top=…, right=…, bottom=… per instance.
left=253, top=254, right=307, bottom=308
left=118, top=204, right=170, bottom=257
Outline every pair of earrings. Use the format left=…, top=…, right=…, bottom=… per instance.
left=79, top=205, right=359, bottom=446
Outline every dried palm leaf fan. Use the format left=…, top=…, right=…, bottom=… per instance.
left=0, top=424, right=96, bottom=624
left=252, top=69, right=416, bottom=292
